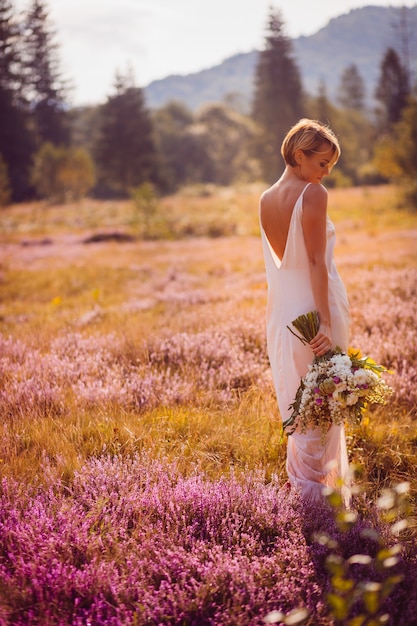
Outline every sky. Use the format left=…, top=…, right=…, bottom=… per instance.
left=18, top=0, right=417, bottom=106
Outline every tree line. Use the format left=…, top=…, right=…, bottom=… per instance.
left=1, top=1, right=417, bottom=208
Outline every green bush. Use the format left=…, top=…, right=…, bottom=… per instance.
left=31, top=143, right=96, bottom=203
left=130, top=182, right=172, bottom=239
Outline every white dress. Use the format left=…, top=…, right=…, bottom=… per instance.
left=260, top=183, right=351, bottom=505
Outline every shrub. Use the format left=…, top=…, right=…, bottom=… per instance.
left=31, top=142, right=96, bottom=203
left=0, top=457, right=416, bottom=625
left=129, top=181, right=171, bottom=239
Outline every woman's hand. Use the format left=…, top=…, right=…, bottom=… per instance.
left=310, top=324, right=332, bottom=357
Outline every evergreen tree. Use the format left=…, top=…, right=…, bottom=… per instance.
left=0, top=0, right=35, bottom=200
left=314, top=79, right=332, bottom=124
left=395, top=6, right=412, bottom=95
left=94, top=69, right=157, bottom=197
left=0, top=86, right=35, bottom=200
left=0, top=0, right=20, bottom=96
left=22, top=0, right=69, bottom=146
left=338, top=64, right=366, bottom=111
left=375, top=47, right=409, bottom=132
left=252, top=8, right=304, bottom=182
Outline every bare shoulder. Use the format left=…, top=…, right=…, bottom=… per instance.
left=304, top=183, right=328, bottom=202
left=303, top=183, right=328, bottom=214
left=259, top=183, right=278, bottom=220
left=259, top=183, right=278, bottom=208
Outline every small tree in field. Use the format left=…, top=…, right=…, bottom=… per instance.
left=130, top=181, right=171, bottom=239
left=31, top=142, right=95, bottom=203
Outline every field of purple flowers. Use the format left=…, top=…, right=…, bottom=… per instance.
left=0, top=185, right=417, bottom=624
left=1, top=455, right=416, bottom=626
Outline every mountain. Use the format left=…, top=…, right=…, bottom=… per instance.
left=144, top=5, right=417, bottom=111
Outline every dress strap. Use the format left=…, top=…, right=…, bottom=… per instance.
left=292, top=183, right=311, bottom=216
left=300, top=182, right=311, bottom=200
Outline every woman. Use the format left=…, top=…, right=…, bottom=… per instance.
left=259, top=118, right=350, bottom=505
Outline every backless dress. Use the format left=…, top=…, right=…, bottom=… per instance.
left=260, top=183, right=351, bottom=504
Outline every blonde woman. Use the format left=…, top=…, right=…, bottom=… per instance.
left=259, top=119, right=350, bottom=505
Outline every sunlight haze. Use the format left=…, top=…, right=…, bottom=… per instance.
left=18, top=0, right=417, bottom=106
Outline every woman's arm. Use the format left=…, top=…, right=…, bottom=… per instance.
left=302, top=184, right=332, bottom=357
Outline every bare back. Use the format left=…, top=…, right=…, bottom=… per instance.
left=259, top=179, right=308, bottom=262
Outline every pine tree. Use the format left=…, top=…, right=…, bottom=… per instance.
left=0, top=0, right=20, bottom=95
left=0, top=86, right=35, bottom=200
left=22, top=0, right=69, bottom=146
left=0, top=0, right=35, bottom=200
left=94, top=69, right=157, bottom=197
left=252, top=8, right=304, bottom=182
left=314, top=80, right=332, bottom=124
left=375, top=47, right=409, bottom=132
left=338, top=64, right=366, bottom=111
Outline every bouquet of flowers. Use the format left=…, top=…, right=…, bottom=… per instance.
left=283, top=311, right=393, bottom=437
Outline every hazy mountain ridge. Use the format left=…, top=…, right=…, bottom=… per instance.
left=144, top=5, right=417, bottom=111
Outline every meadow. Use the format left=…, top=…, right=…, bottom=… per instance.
left=0, top=183, right=416, bottom=625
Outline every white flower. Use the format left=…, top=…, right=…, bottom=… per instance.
left=331, top=354, right=352, bottom=370
left=353, top=369, right=370, bottom=386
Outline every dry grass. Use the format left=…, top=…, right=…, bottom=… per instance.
left=0, top=183, right=416, bottom=508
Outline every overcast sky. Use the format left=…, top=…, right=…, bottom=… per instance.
left=19, top=0, right=417, bottom=106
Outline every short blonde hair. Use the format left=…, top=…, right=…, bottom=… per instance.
left=281, top=118, right=341, bottom=168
